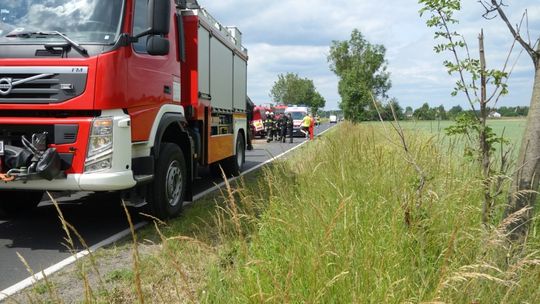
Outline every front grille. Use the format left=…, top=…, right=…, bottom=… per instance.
left=2, top=74, right=60, bottom=101
left=0, top=67, right=87, bottom=104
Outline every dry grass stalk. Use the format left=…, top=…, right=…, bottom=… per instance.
left=432, top=226, right=459, bottom=300
left=152, top=221, right=197, bottom=303
left=16, top=252, right=62, bottom=303
left=47, top=191, right=105, bottom=299
left=314, top=271, right=350, bottom=302
left=121, top=200, right=145, bottom=304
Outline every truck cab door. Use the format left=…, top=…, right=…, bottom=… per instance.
left=127, top=0, right=180, bottom=142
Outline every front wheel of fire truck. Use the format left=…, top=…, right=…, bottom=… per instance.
left=0, top=191, right=44, bottom=218
left=147, top=143, right=187, bottom=220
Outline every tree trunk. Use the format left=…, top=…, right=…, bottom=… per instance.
left=505, top=61, right=540, bottom=238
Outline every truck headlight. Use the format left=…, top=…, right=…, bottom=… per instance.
left=88, top=118, right=113, bottom=157
left=85, top=118, right=113, bottom=172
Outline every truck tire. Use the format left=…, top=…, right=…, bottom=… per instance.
left=0, top=191, right=44, bottom=217
left=222, top=134, right=245, bottom=177
left=147, top=143, right=187, bottom=219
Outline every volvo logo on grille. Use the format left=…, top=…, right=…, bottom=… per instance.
left=0, top=78, right=13, bottom=96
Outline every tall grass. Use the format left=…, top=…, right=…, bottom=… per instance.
left=201, top=122, right=540, bottom=303
left=15, top=121, right=539, bottom=303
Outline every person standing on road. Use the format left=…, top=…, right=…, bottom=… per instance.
left=264, top=112, right=275, bottom=142
left=274, top=113, right=282, bottom=142
left=300, top=113, right=312, bottom=139
left=279, top=114, right=288, bottom=143
left=246, top=97, right=254, bottom=150
left=270, top=113, right=279, bottom=142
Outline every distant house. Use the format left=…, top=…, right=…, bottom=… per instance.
left=489, top=111, right=502, bottom=118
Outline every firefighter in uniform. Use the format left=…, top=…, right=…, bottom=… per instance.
left=274, top=113, right=281, bottom=142
left=279, top=114, right=288, bottom=143
left=265, top=112, right=275, bottom=142
left=271, top=113, right=279, bottom=142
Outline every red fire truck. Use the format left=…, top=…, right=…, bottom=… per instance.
left=0, top=0, right=248, bottom=219
left=251, top=106, right=268, bottom=138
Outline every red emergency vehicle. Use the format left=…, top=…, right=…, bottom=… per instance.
left=251, top=106, right=269, bottom=138
left=0, top=0, right=248, bottom=219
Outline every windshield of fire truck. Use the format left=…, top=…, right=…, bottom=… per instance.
left=0, top=0, right=124, bottom=44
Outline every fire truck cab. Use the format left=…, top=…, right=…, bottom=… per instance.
left=0, top=0, right=248, bottom=219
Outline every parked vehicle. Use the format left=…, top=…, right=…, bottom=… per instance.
left=329, top=115, right=338, bottom=123
left=0, top=0, right=248, bottom=219
left=272, top=104, right=288, bottom=116
left=251, top=106, right=268, bottom=138
left=285, top=106, right=309, bottom=136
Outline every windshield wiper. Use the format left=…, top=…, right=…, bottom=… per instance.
left=6, top=31, right=88, bottom=55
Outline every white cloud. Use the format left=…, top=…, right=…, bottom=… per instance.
left=203, top=0, right=539, bottom=110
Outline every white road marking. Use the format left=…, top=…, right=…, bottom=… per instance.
left=0, top=124, right=335, bottom=301
left=0, top=222, right=146, bottom=301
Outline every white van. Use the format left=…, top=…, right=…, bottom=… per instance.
left=329, top=115, right=338, bottom=123
left=285, top=106, right=309, bottom=136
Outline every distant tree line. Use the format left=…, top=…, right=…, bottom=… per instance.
left=407, top=103, right=529, bottom=120
left=324, top=100, right=530, bottom=122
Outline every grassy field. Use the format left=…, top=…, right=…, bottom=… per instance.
left=395, top=118, right=527, bottom=147
left=14, top=121, right=540, bottom=303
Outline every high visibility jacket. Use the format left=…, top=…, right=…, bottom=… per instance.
left=301, top=115, right=312, bottom=127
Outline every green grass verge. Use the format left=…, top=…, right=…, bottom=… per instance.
left=35, top=121, right=538, bottom=303
left=199, top=121, right=539, bottom=303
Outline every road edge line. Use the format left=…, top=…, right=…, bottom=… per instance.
left=0, top=222, right=146, bottom=301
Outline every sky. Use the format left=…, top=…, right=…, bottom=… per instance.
left=202, top=0, right=540, bottom=110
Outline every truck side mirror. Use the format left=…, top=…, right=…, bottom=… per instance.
left=132, top=0, right=170, bottom=56
left=148, top=0, right=170, bottom=35
left=147, top=35, right=170, bottom=56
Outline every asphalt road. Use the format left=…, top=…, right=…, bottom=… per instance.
left=0, top=123, right=334, bottom=294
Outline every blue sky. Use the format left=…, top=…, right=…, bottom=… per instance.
left=205, top=0, right=539, bottom=110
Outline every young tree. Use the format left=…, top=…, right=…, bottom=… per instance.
left=482, top=1, right=540, bottom=237
left=420, top=0, right=510, bottom=225
left=328, top=29, right=391, bottom=122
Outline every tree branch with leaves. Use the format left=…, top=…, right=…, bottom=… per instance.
left=419, top=0, right=513, bottom=225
